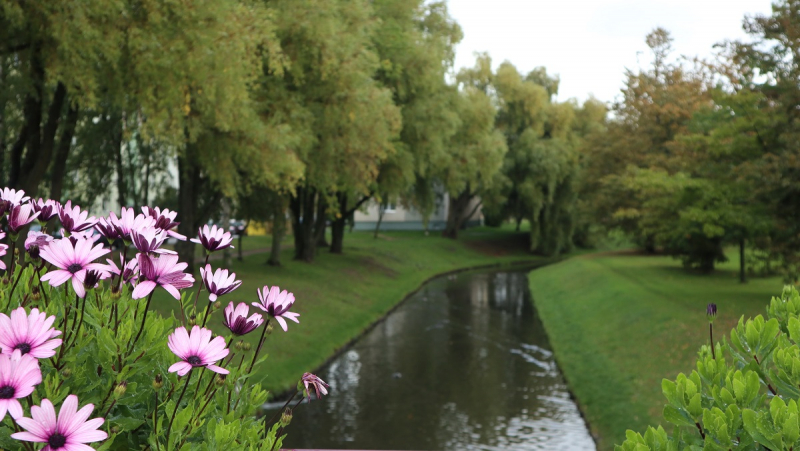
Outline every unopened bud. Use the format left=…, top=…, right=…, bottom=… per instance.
left=266, top=323, right=274, bottom=335
left=110, top=426, right=120, bottom=434
left=707, top=303, right=717, bottom=323
left=216, top=374, right=227, bottom=386
left=214, top=301, right=221, bottom=310
left=61, top=368, right=72, bottom=379
left=31, top=285, right=41, bottom=301
left=153, top=374, right=164, bottom=390
left=2, top=278, right=8, bottom=285
left=235, top=340, right=244, bottom=351
left=242, top=342, right=252, bottom=352
left=28, top=244, right=40, bottom=260
left=188, top=315, right=197, bottom=327
left=281, top=408, right=292, bottom=426
left=114, top=381, right=128, bottom=398
left=13, top=248, right=19, bottom=256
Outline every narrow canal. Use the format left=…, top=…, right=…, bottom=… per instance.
left=276, top=267, right=595, bottom=450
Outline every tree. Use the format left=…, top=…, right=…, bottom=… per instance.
left=584, top=28, right=711, bottom=254
left=258, top=0, right=401, bottom=263
left=438, top=78, right=507, bottom=239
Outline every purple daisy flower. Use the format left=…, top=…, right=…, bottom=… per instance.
left=31, top=198, right=58, bottom=222
left=8, top=204, right=40, bottom=234
left=94, top=217, right=121, bottom=241
left=133, top=253, right=194, bottom=300
left=39, top=238, right=110, bottom=298
left=0, top=307, right=62, bottom=359
left=0, top=188, right=30, bottom=215
left=111, top=207, right=156, bottom=241
left=25, top=231, right=53, bottom=260
left=0, top=351, right=42, bottom=421
left=190, top=224, right=234, bottom=253
left=199, top=265, right=242, bottom=302
left=0, top=232, right=7, bottom=270
left=58, top=201, right=98, bottom=234
left=106, top=256, right=139, bottom=285
left=222, top=302, right=263, bottom=336
left=11, top=394, right=108, bottom=450
left=142, top=206, right=186, bottom=241
left=167, top=326, right=229, bottom=376
left=301, top=373, right=330, bottom=401
left=252, top=286, right=300, bottom=332
left=131, top=226, right=174, bottom=254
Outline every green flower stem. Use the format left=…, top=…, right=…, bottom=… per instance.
left=66, top=291, right=89, bottom=350
left=130, top=291, right=155, bottom=352
left=263, top=390, right=298, bottom=438
left=709, top=323, right=715, bottom=359
left=8, top=263, right=25, bottom=301
left=247, top=319, right=271, bottom=374
left=166, top=370, right=194, bottom=450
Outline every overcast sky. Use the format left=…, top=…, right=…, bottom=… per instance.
left=447, top=0, right=774, bottom=105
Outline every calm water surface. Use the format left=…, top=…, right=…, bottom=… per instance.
left=275, top=268, right=595, bottom=450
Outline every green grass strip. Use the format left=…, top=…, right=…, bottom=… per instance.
left=527, top=251, right=783, bottom=450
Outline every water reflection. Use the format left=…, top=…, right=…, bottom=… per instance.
left=276, top=268, right=595, bottom=450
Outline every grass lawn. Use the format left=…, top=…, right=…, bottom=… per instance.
left=527, top=250, right=784, bottom=450
left=149, top=226, right=548, bottom=395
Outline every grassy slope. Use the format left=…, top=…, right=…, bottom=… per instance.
left=151, top=227, right=542, bottom=394
left=527, top=251, right=783, bottom=450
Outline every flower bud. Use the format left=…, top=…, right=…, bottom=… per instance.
left=242, top=342, right=252, bottom=352
left=188, top=315, right=197, bottom=327
left=707, top=303, right=717, bottom=323
left=114, top=381, right=128, bottom=398
left=13, top=248, right=19, bottom=256
left=153, top=374, right=164, bottom=390
left=2, top=278, right=8, bottom=285
left=214, top=301, right=221, bottom=310
left=31, top=285, right=41, bottom=301
left=216, top=374, right=227, bottom=386
left=266, top=323, right=274, bottom=335
left=281, top=408, right=292, bottom=426
left=61, top=368, right=72, bottom=379
left=235, top=340, right=244, bottom=351
left=110, top=426, right=120, bottom=435
left=28, top=244, right=40, bottom=260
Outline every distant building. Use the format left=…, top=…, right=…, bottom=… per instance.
left=353, top=194, right=482, bottom=232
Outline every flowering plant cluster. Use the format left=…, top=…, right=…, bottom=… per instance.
left=618, top=287, right=800, bottom=451
left=0, top=190, right=327, bottom=450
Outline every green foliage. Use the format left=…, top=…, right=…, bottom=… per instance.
left=617, top=286, right=800, bottom=450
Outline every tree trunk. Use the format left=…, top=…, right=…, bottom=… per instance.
left=114, top=117, right=126, bottom=208
left=330, top=193, right=348, bottom=254
left=374, top=204, right=385, bottom=239
left=176, top=146, right=200, bottom=276
left=315, top=194, right=328, bottom=247
left=238, top=220, right=247, bottom=262
left=740, top=237, right=747, bottom=283
left=49, top=103, right=78, bottom=202
left=443, top=188, right=474, bottom=239
left=268, top=200, right=286, bottom=266
left=220, top=197, right=232, bottom=268
left=290, top=186, right=317, bottom=262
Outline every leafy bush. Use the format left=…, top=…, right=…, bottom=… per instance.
left=617, top=286, right=800, bottom=450
left=0, top=189, right=326, bottom=450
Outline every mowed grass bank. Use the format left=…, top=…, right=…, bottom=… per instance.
left=151, top=227, right=544, bottom=395
left=527, top=251, right=783, bottom=450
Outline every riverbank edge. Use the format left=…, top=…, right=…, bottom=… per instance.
left=267, top=257, right=557, bottom=402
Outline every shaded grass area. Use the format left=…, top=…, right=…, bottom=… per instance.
left=150, top=227, right=543, bottom=395
left=527, top=251, right=783, bottom=450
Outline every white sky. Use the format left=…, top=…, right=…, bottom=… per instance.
left=448, top=0, right=774, bottom=105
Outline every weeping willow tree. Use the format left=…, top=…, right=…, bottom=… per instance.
left=485, top=62, right=600, bottom=255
